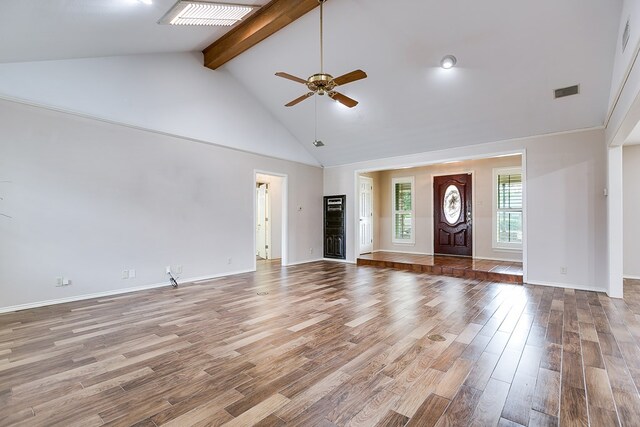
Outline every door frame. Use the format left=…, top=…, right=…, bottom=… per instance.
left=253, top=170, right=288, bottom=271
left=430, top=171, right=476, bottom=257
left=255, top=182, right=271, bottom=259
left=352, top=149, right=527, bottom=283
left=358, top=175, right=374, bottom=255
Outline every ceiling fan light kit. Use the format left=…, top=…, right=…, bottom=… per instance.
left=275, top=0, right=367, bottom=108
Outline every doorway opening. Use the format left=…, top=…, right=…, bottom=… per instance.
left=622, top=134, right=640, bottom=295
left=256, top=182, right=270, bottom=260
left=254, top=171, right=287, bottom=269
left=354, top=152, right=526, bottom=283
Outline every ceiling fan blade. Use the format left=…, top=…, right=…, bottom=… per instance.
left=328, top=91, right=358, bottom=108
left=285, top=92, right=315, bottom=107
left=275, top=72, right=308, bottom=84
left=332, top=70, right=367, bottom=86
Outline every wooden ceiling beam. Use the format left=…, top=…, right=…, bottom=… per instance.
left=202, top=0, right=320, bottom=70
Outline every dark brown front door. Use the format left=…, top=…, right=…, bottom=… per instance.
left=434, top=173, right=472, bottom=256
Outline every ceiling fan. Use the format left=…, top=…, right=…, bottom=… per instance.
left=275, top=0, right=367, bottom=108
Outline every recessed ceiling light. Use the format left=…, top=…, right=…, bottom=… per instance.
left=159, top=1, right=258, bottom=26
left=440, top=55, right=457, bottom=69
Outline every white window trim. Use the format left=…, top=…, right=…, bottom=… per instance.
left=493, top=167, right=523, bottom=251
left=392, top=176, right=415, bottom=245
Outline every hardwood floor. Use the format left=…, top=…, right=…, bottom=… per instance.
left=357, top=252, right=523, bottom=284
left=1, top=264, right=639, bottom=426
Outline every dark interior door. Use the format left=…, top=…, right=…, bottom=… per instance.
left=324, top=195, right=346, bottom=259
left=434, top=174, right=472, bottom=256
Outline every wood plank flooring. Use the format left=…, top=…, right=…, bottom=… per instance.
left=1, top=262, right=640, bottom=426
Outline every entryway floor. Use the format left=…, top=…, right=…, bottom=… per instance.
left=357, top=252, right=523, bottom=284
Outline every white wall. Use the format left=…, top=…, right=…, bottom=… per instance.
left=609, top=0, right=640, bottom=110
left=373, top=156, right=522, bottom=261
left=624, top=145, right=640, bottom=278
left=607, top=1, right=640, bottom=145
left=0, top=52, right=318, bottom=166
left=324, top=129, right=608, bottom=292
left=0, top=99, right=323, bottom=311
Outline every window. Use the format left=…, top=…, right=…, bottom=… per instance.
left=392, top=177, right=415, bottom=244
left=493, top=168, right=523, bottom=249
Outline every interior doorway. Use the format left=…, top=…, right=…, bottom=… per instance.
left=433, top=173, right=473, bottom=257
left=353, top=152, right=526, bottom=280
left=254, top=172, right=286, bottom=266
left=256, top=182, right=270, bottom=260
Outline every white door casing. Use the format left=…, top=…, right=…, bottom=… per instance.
left=256, top=183, right=268, bottom=259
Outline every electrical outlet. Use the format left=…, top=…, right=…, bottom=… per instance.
left=122, top=269, right=129, bottom=279
left=129, top=269, right=136, bottom=278
left=166, top=266, right=172, bottom=274
left=227, top=258, right=232, bottom=265
left=62, top=278, right=71, bottom=286
left=309, top=247, right=313, bottom=254
left=176, top=265, right=183, bottom=274
left=56, top=277, right=63, bottom=287
left=560, top=267, right=567, bottom=275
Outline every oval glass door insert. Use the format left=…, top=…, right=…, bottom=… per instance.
left=443, top=185, right=462, bottom=224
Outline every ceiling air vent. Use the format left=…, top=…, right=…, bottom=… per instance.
left=554, top=85, right=580, bottom=99
left=158, top=1, right=258, bottom=26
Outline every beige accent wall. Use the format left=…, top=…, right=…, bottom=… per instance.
left=372, top=155, right=522, bottom=261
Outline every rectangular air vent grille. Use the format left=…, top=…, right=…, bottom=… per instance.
left=554, top=85, right=580, bottom=99
left=158, top=1, right=257, bottom=26
left=623, top=18, right=631, bottom=52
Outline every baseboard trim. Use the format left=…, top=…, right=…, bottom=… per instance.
left=285, top=258, right=324, bottom=266
left=624, top=275, right=640, bottom=280
left=373, top=249, right=433, bottom=256
left=524, top=279, right=607, bottom=293
left=0, top=268, right=254, bottom=314
left=323, top=258, right=357, bottom=264
left=473, top=256, right=523, bottom=263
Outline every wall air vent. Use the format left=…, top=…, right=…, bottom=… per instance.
left=158, top=1, right=258, bottom=26
left=623, top=18, right=631, bottom=52
left=554, top=85, right=580, bottom=99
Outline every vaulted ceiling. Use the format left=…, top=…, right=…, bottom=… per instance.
left=0, top=0, right=623, bottom=166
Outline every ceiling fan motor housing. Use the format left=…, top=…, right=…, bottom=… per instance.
left=307, top=73, right=336, bottom=95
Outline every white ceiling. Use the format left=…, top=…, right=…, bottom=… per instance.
left=226, top=0, right=622, bottom=166
left=0, top=0, right=624, bottom=167
left=625, top=120, right=640, bottom=145
left=0, top=0, right=269, bottom=63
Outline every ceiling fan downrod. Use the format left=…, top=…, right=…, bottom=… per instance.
left=274, top=0, right=367, bottom=108
left=319, top=0, right=326, bottom=74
